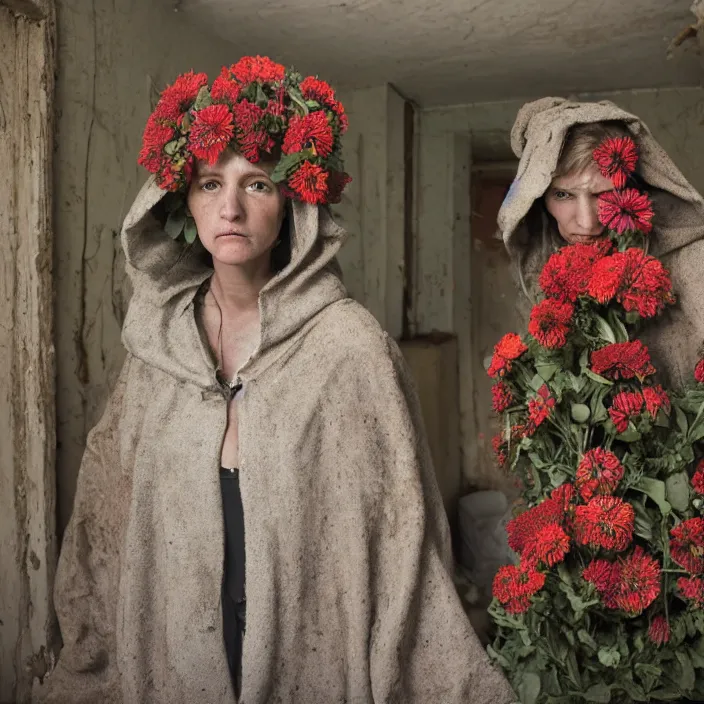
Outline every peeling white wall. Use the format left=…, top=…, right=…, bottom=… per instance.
left=54, top=0, right=235, bottom=532
left=415, top=86, right=704, bottom=488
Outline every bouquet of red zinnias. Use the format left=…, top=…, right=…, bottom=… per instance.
left=487, top=136, right=704, bottom=703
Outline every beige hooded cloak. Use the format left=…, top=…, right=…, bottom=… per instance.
left=497, top=97, right=704, bottom=388
left=36, top=177, right=515, bottom=703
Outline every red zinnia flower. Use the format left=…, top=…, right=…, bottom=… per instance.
left=643, top=385, right=671, bottom=419
left=492, top=564, right=546, bottom=613
left=157, top=70, right=208, bottom=121
left=528, top=299, right=573, bottom=349
left=523, top=523, right=570, bottom=567
left=592, top=136, right=638, bottom=189
left=612, top=547, right=661, bottom=615
left=591, top=341, right=656, bottom=381
left=283, top=111, right=334, bottom=158
left=138, top=113, right=176, bottom=173
left=491, top=381, right=514, bottom=414
left=300, top=76, right=336, bottom=108
left=583, top=558, right=619, bottom=594
left=648, top=615, right=670, bottom=646
left=188, top=104, right=234, bottom=165
left=692, top=461, right=704, bottom=495
left=574, top=495, right=634, bottom=552
left=230, top=55, right=286, bottom=85
left=608, top=391, right=644, bottom=434
left=232, top=101, right=273, bottom=162
left=551, top=483, right=576, bottom=513
left=695, top=358, right=704, bottom=384
left=526, top=384, right=555, bottom=435
left=670, top=518, right=704, bottom=574
left=210, top=67, right=241, bottom=104
left=678, top=575, right=704, bottom=607
left=288, top=162, right=329, bottom=204
left=487, top=333, right=528, bottom=379
left=597, top=188, right=654, bottom=235
left=539, top=241, right=612, bottom=303
left=575, top=448, right=625, bottom=501
left=589, top=249, right=673, bottom=318
left=506, top=495, right=565, bottom=554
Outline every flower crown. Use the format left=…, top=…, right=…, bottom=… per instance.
left=138, top=56, right=351, bottom=221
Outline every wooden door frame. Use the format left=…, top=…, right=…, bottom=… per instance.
left=0, top=1, right=57, bottom=701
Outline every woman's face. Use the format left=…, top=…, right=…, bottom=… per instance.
left=187, top=150, right=286, bottom=269
left=544, top=163, right=615, bottom=246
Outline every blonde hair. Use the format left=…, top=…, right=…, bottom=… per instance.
left=555, top=121, right=632, bottom=177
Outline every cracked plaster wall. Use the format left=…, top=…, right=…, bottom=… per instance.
left=54, top=0, right=234, bottom=532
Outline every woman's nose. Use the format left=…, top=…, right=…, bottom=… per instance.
left=219, top=186, right=244, bottom=222
left=575, top=197, right=601, bottom=234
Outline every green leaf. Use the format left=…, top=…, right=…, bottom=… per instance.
left=163, top=139, right=180, bottom=157
left=607, top=309, right=630, bottom=343
left=193, top=84, right=212, bottom=110
left=164, top=208, right=186, bottom=240
left=582, top=682, right=612, bottom=703
left=183, top=217, right=198, bottom=244
left=676, top=650, right=696, bottom=691
left=517, top=672, right=541, bottom=704
left=571, top=404, right=591, bottom=423
left=529, top=374, right=546, bottom=392
left=597, top=646, right=621, bottom=668
left=594, top=314, right=616, bottom=343
left=675, top=405, right=689, bottom=436
left=665, top=472, right=690, bottom=512
left=616, top=425, right=641, bottom=442
left=649, top=687, right=685, bottom=701
left=270, top=150, right=309, bottom=183
left=536, top=363, right=559, bottom=382
left=577, top=629, right=598, bottom=651
left=633, top=477, right=671, bottom=516
left=583, top=368, right=614, bottom=386
left=688, top=400, right=704, bottom=442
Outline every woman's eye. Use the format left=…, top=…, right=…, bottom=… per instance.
left=248, top=181, right=271, bottom=193
left=201, top=181, right=219, bottom=192
left=553, top=190, right=570, bottom=200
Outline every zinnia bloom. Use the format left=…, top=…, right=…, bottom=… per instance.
left=648, top=615, right=670, bottom=646
left=608, top=391, right=644, bottom=434
left=692, top=461, right=704, bottom=495
left=288, top=162, right=329, bottom=204
left=612, top=546, right=661, bottom=615
left=506, top=495, right=565, bottom=554
left=695, top=358, right=704, bottom=384
left=157, top=70, right=208, bottom=120
left=138, top=113, right=175, bottom=173
left=300, top=75, right=347, bottom=132
left=592, top=136, right=638, bottom=189
left=670, top=518, right=704, bottom=574
left=487, top=333, right=528, bottom=379
left=232, top=101, right=272, bottom=161
left=643, top=385, right=671, bottom=419
left=492, top=564, right=546, bottom=614
left=583, top=558, right=620, bottom=598
left=523, top=523, right=570, bottom=568
left=591, top=340, right=656, bottom=381
left=575, top=448, right=625, bottom=501
left=526, top=384, right=555, bottom=435
left=574, top=495, right=634, bottom=552
left=283, top=112, right=334, bottom=158
left=491, top=381, right=514, bottom=413
left=188, top=104, right=234, bottom=165
left=528, top=299, right=573, bottom=349
left=230, top=55, right=286, bottom=85
left=678, top=575, right=704, bottom=607
left=210, top=67, right=241, bottom=104
left=597, top=188, right=654, bottom=234
left=539, top=241, right=612, bottom=303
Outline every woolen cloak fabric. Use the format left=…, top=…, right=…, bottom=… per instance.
left=498, top=97, right=704, bottom=388
left=36, top=176, right=516, bottom=703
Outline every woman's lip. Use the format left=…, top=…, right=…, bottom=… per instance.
left=217, top=232, right=246, bottom=238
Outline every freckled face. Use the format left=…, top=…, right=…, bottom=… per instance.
left=186, top=150, right=286, bottom=268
